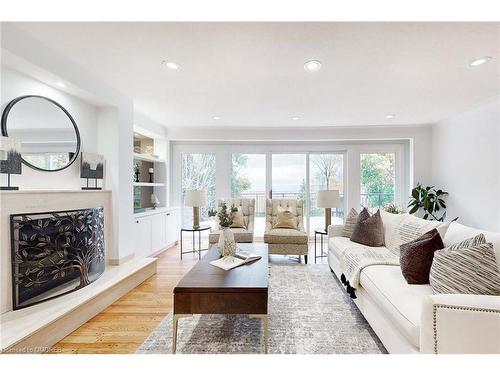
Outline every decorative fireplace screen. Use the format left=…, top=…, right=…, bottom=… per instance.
left=10, top=207, right=105, bottom=310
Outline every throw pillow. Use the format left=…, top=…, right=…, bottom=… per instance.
left=274, top=206, right=298, bottom=230
left=350, top=208, right=385, bottom=247
left=399, top=228, right=444, bottom=284
left=342, top=208, right=359, bottom=237
left=230, top=207, right=246, bottom=229
left=386, top=214, right=442, bottom=253
left=430, top=241, right=500, bottom=295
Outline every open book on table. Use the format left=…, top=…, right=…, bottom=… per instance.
left=210, top=249, right=262, bottom=271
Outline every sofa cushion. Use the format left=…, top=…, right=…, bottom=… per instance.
left=443, top=221, right=500, bottom=269
left=350, top=209, right=385, bottom=247
left=400, top=229, right=444, bottom=284
left=209, top=228, right=253, bottom=244
left=264, top=228, right=308, bottom=244
left=359, top=265, right=432, bottom=348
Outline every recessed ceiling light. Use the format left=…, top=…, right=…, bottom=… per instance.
left=56, top=81, right=66, bottom=88
left=304, top=60, right=322, bottom=72
left=470, top=56, right=492, bottom=67
left=213, top=116, right=221, bottom=120
left=385, top=114, right=395, bottom=119
left=162, top=60, right=179, bottom=70
left=292, top=116, right=300, bottom=121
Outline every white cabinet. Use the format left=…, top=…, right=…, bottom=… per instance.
left=151, top=214, right=166, bottom=253
left=133, top=208, right=179, bottom=258
left=134, top=216, right=152, bottom=258
left=165, top=209, right=178, bottom=246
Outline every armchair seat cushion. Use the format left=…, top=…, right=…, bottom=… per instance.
left=209, top=228, right=253, bottom=244
left=264, top=228, right=308, bottom=244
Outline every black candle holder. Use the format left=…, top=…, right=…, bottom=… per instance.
left=149, top=172, right=153, bottom=183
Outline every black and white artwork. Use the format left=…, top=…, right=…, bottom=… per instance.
left=11, top=207, right=105, bottom=310
left=80, top=152, right=104, bottom=179
left=0, top=136, right=22, bottom=175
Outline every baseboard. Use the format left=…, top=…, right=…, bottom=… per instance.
left=108, top=253, right=135, bottom=266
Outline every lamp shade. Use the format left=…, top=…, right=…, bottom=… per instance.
left=184, top=189, right=207, bottom=207
left=317, top=190, right=340, bottom=208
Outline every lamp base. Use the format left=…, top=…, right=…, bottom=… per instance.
left=193, top=206, right=200, bottom=229
left=324, top=207, right=332, bottom=232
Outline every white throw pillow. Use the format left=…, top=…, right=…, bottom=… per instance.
left=387, top=214, right=442, bottom=252
left=380, top=211, right=407, bottom=250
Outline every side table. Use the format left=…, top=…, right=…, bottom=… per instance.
left=314, top=228, right=328, bottom=263
left=180, top=226, right=211, bottom=260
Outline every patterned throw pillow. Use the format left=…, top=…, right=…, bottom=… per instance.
left=400, top=229, right=444, bottom=284
left=430, top=234, right=500, bottom=295
left=342, top=208, right=359, bottom=237
left=273, top=206, right=298, bottom=230
left=386, top=215, right=442, bottom=253
left=350, top=209, right=385, bottom=247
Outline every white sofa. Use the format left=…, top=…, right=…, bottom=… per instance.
left=328, top=214, right=500, bottom=354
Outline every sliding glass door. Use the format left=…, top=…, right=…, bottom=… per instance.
left=309, top=153, right=344, bottom=232
left=271, top=154, right=307, bottom=203
left=360, top=152, right=395, bottom=210
left=231, top=153, right=267, bottom=238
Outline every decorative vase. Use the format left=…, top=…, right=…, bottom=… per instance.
left=218, top=227, right=236, bottom=257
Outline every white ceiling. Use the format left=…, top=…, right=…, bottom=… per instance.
left=8, top=22, right=500, bottom=128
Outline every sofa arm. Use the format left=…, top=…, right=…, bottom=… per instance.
left=327, top=224, right=344, bottom=238
left=420, top=293, right=500, bottom=354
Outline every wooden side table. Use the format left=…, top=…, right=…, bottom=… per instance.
left=314, top=228, right=328, bottom=263
left=180, top=226, right=211, bottom=260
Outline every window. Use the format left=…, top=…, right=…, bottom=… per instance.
left=181, top=153, right=216, bottom=225
left=360, top=152, right=395, bottom=210
left=271, top=154, right=306, bottom=203
left=231, top=153, right=266, bottom=237
left=309, top=154, right=344, bottom=231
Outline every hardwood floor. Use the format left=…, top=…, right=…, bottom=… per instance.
left=48, top=245, right=198, bottom=354
left=48, top=241, right=326, bottom=354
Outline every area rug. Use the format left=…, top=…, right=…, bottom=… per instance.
left=136, top=264, right=387, bottom=354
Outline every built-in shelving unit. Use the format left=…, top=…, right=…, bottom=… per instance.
left=133, top=153, right=165, bottom=164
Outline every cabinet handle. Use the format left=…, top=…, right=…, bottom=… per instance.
left=166, top=213, right=170, bottom=216
left=135, top=220, right=139, bottom=223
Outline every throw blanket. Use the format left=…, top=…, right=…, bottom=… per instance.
left=339, top=246, right=399, bottom=298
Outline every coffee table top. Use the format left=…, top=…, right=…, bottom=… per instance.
left=174, top=243, right=269, bottom=293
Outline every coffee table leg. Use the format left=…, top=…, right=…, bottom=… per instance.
left=172, top=314, right=192, bottom=354
left=249, top=314, right=268, bottom=354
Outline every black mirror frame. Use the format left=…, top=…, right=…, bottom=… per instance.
left=1, top=95, right=81, bottom=172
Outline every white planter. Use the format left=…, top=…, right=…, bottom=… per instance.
left=218, top=227, right=236, bottom=257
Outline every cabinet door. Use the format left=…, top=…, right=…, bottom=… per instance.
left=134, top=217, right=152, bottom=257
left=151, top=214, right=166, bottom=253
left=165, top=210, right=179, bottom=246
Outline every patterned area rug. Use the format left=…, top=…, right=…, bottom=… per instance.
left=136, top=264, right=387, bottom=354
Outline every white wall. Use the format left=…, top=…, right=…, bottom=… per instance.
left=431, top=96, right=500, bottom=231
left=1, top=66, right=100, bottom=189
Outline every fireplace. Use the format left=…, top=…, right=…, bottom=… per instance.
left=10, top=207, right=105, bottom=310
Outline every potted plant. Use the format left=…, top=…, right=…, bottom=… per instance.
left=408, top=184, right=448, bottom=221
left=208, top=202, right=238, bottom=257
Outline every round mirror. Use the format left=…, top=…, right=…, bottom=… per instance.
left=1, top=95, right=81, bottom=172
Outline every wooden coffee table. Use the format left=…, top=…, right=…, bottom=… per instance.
left=172, top=243, right=269, bottom=353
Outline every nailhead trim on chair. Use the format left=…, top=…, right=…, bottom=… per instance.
left=432, top=304, right=500, bottom=354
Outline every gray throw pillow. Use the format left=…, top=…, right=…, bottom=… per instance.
left=342, top=208, right=359, bottom=237
left=430, top=234, right=500, bottom=295
left=349, top=208, right=385, bottom=247
left=400, top=228, right=444, bottom=284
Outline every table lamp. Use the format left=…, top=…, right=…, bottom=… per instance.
left=185, top=189, right=207, bottom=229
left=317, top=190, right=340, bottom=231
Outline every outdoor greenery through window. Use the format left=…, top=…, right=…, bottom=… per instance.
left=360, top=153, right=395, bottom=209
left=231, top=154, right=266, bottom=237
left=182, top=153, right=216, bottom=225
left=309, top=154, right=344, bottom=230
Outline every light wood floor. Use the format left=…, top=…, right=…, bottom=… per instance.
left=48, top=242, right=326, bottom=354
